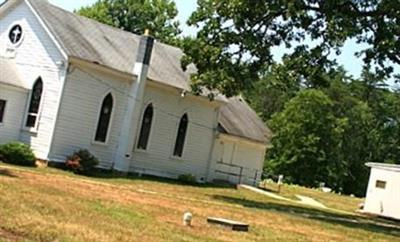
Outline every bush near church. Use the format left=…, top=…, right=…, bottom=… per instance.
left=178, top=174, right=197, bottom=185
left=0, top=142, right=37, bottom=167
left=65, top=149, right=99, bottom=174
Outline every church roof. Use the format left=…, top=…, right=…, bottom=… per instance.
left=0, top=57, right=28, bottom=89
left=219, top=97, right=272, bottom=144
left=27, top=0, right=193, bottom=91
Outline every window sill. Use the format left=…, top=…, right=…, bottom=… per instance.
left=170, top=155, right=185, bottom=161
left=91, top=141, right=109, bottom=147
left=21, top=127, right=38, bottom=134
left=133, top=148, right=149, bottom=154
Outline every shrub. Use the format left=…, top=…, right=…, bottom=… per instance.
left=178, top=174, right=197, bottom=185
left=65, top=149, right=99, bottom=174
left=0, top=142, right=36, bottom=167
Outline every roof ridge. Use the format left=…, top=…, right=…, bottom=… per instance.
left=29, top=0, right=142, bottom=38
left=28, top=0, right=188, bottom=57
left=44, top=0, right=188, bottom=49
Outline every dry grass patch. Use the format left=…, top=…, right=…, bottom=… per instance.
left=261, top=182, right=363, bottom=212
left=0, top=163, right=399, bottom=242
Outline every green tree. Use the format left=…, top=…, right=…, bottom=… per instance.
left=76, top=0, right=181, bottom=45
left=266, top=89, right=347, bottom=190
left=244, top=57, right=349, bottom=120
left=368, top=89, right=400, bottom=164
left=324, top=80, right=377, bottom=196
left=243, top=64, right=301, bottom=121
left=182, top=0, right=400, bottom=96
left=349, top=70, right=400, bottom=165
left=263, top=70, right=400, bottom=195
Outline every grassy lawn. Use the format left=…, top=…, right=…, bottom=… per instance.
left=260, top=182, right=364, bottom=212
left=0, top=163, right=399, bottom=242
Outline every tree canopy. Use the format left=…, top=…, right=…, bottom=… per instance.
left=182, top=0, right=400, bottom=96
left=76, top=0, right=181, bottom=45
left=259, top=67, right=400, bottom=196
left=266, top=89, right=347, bottom=190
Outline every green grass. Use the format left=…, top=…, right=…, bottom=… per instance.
left=261, top=182, right=364, bottom=212
left=0, top=163, right=399, bottom=242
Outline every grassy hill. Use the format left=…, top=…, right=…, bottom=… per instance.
left=0, top=163, right=399, bottom=242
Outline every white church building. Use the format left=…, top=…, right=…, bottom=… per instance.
left=0, top=0, right=271, bottom=184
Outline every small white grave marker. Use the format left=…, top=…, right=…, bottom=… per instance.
left=277, top=174, right=284, bottom=193
left=183, top=212, right=193, bottom=226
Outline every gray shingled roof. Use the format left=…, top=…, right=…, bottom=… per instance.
left=28, top=0, right=192, bottom=90
left=219, top=97, right=272, bottom=144
left=0, top=57, right=28, bottom=89
left=1, top=0, right=270, bottom=144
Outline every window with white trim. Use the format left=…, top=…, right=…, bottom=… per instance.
left=173, top=113, right=188, bottom=157
left=137, top=104, right=153, bottom=150
left=0, top=100, right=6, bottom=123
left=94, top=93, right=113, bottom=143
left=25, top=78, right=43, bottom=129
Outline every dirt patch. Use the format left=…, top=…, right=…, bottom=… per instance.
left=35, top=159, right=48, bottom=168
left=0, top=169, right=18, bottom=178
left=0, top=227, right=25, bottom=241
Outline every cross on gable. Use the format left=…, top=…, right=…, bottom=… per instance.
left=9, top=25, right=23, bottom=44
left=12, top=28, right=21, bottom=41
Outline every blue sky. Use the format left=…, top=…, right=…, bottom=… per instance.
left=1, top=0, right=398, bottom=86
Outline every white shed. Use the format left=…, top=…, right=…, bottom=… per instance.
left=363, top=163, right=400, bottom=220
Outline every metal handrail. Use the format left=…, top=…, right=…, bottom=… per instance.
left=215, top=161, right=262, bottom=186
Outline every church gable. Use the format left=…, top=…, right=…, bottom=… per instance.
left=0, top=0, right=67, bottom=159
left=0, top=0, right=65, bottom=83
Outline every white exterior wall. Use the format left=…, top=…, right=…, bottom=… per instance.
left=0, top=2, right=66, bottom=158
left=364, top=168, right=400, bottom=219
left=211, top=135, right=266, bottom=185
left=50, top=71, right=219, bottom=178
left=0, top=84, right=28, bottom=144
left=49, top=67, right=130, bottom=167
left=130, top=84, right=219, bottom=181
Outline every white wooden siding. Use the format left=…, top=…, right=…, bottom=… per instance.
left=130, top=84, right=219, bottom=181
left=0, top=84, right=27, bottom=144
left=49, top=67, right=130, bottom=167
left=50, top=69, right=219, bottom=179
left=211, top=135, right=266, bottom=185
left=0, top=2, right=66, bottom=158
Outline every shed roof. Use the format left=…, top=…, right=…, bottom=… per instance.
left=219, top=97, right=272, bottom=144
left=366, top=163, right=400, bottom=173
left=0, top=57, right=28, bottom=89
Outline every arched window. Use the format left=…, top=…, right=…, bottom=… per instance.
left=0, top=99, right=6, bottom=124
left=25, top=78, right=43, bottom=128
left=173, top=113, right=188, bottom=157
left=95, top=93, right=113, bottom=143
left=137, top=104, right=153, bottom=150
